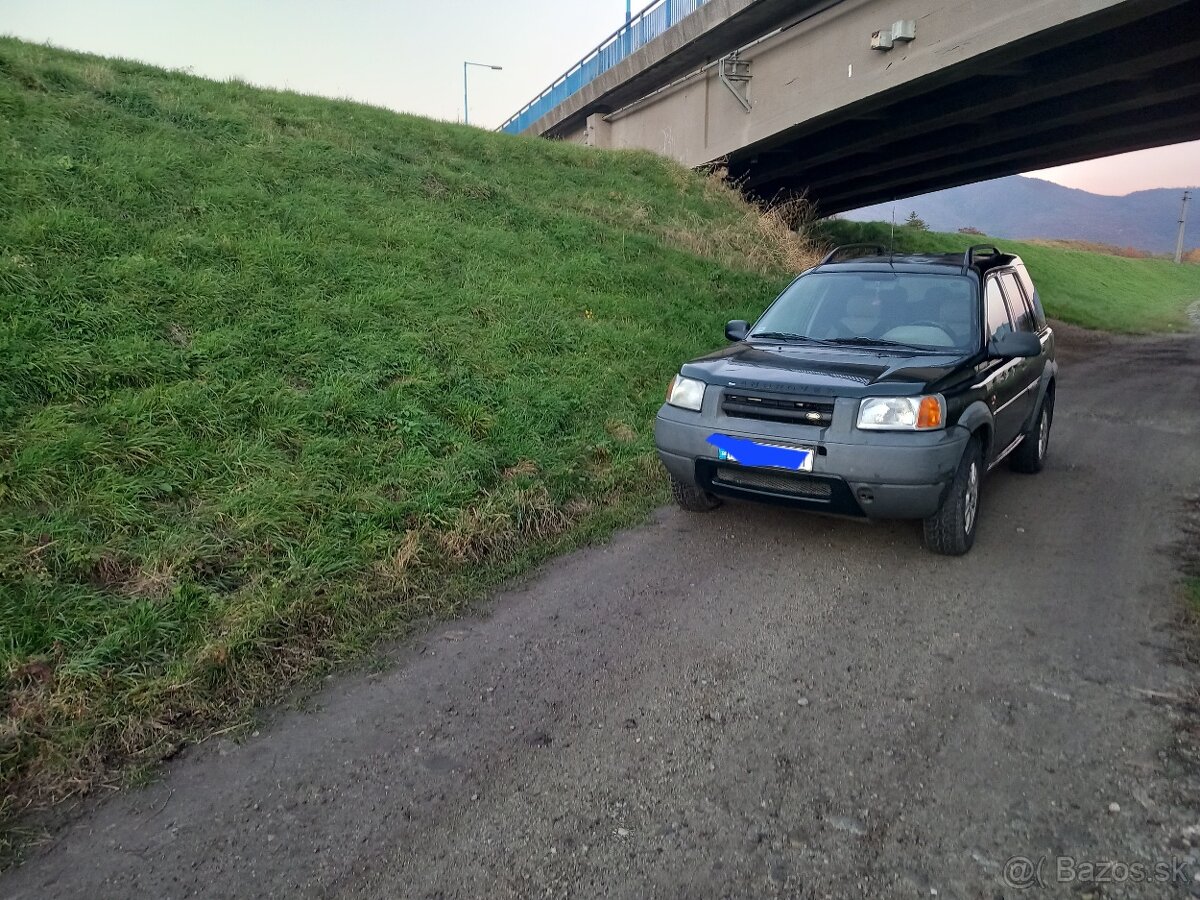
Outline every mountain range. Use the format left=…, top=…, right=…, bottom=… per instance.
left=843, top=175, right=1197, bottom=254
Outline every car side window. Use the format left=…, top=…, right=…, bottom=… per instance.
left=999, top=273, right=1035, bottom=333
left=984, top=277, right=1013, bottom=342
left=1015, top=264, right=1047, bottom=329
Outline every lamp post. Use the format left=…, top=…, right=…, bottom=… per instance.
left=463, top=61, right=502, bottom=126
left=1175, top=190, right=1191, bottom=265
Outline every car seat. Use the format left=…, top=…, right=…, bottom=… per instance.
left=831, top=292, right=883, bottom=338
left=927, top=286, right=973, bottom=344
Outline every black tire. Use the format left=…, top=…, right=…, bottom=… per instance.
left=670, top=474, right=721, bottom=512
left=1010, top=391, right=1053, bottom=474
left=923, top=437, right=983, bottom=556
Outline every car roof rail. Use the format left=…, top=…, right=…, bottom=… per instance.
left=818, top=243, right=888, bottom=266
left=963, top=244, right=1002, bottom=271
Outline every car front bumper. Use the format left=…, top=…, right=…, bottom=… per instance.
left=655, top=402, right=970, bottom=519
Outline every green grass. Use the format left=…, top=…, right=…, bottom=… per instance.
left=818, top=220, right=1200, bottom=333
left=0, top=38, right=816, bottom=831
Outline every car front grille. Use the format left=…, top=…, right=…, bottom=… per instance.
left=721, top=392, right=835, bottom=427
left=712, top=465, right=834, bottom=500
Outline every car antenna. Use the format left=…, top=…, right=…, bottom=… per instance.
left=889, top=202, right=896, bottom=263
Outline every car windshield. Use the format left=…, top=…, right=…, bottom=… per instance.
left=751, top=272, right=980, bottom=352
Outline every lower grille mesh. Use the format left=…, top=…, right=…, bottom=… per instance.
left=713, top=466, right=833, bottom=499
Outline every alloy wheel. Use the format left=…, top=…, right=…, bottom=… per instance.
left=963, top=460, right=979, bottom=534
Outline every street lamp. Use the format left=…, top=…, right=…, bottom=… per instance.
left=463, top=61, right=502, bottom=126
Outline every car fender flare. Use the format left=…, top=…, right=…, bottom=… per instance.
left=1023, top=359, right=1058, bottom=431
left=955, top=401, right=995, bottom=459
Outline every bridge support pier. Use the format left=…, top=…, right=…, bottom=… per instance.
left=585, top=114, right=613, bottom=149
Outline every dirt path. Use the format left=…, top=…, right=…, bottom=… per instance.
left=5, top=329, right=1200, bottom=899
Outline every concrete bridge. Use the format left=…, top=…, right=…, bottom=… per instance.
left=503, top=0, right=1200, bottom=214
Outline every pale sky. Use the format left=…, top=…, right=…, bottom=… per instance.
left=4, top=0, right=1197, bottom=194
left=1028, top=143, right=1198, bottom=195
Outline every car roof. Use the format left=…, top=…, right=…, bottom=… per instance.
left=820, top=256, right=975, bottom=276
left=811, top=244, right=1022, bottom=278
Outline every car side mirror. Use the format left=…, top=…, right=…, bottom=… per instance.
left=725, top=320, right=749, bottom=342
left=989, top=330, right=1040, bottom=360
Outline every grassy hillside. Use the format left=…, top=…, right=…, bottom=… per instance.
left=819, top=220, right=1200, bottom=333
left=0, top=38, right=817, bottom=832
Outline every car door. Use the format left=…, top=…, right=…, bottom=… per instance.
left=979, top=274, right=1027, bottom=459
left=996, top=271, right=1042, bottom=434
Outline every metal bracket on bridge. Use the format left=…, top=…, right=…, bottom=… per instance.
left=719, top=53, right=752, bottom=112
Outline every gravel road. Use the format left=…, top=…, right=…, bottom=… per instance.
left=5, top=327, right=1200, bottom=899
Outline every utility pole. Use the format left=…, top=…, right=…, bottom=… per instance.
left=626, top=0, right=632, bottom=23
left=1175, top=190, right=1191, bottom=264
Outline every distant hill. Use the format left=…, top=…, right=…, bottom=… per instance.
left=842, top=176, right=1197, bottom=254
left=815, top=218, right=1200, bottom=333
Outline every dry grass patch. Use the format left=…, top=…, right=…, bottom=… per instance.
left=605, top=421, right=638, bottom=444
left=502, top=459, right=540, bottom=480
left=1028, top=238, right=1157, bottom=259
left=667, top=171, right=821, bottom=276
left=437, top=487, right=572, bottom=565
left=374, top=530, right=425, bottom=586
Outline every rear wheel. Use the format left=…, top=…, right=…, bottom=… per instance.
left=923, top=437, right=982, bottom=556
left=1010, top=391, right=1053, bottom=474
left=670, top=474, right=721, bottom=512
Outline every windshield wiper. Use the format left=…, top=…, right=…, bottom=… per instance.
left=824, top=336, right=926, bottom=350
left=749, top=331, right=835, bottom=345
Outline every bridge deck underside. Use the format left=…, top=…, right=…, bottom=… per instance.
left=728, top=0, right=1200, bottom=214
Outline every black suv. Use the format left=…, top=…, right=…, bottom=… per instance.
left=654, top=244, right=1056, bottom=555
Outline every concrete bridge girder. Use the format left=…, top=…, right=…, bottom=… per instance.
left=551, top=0, right=1200, bottom=215
left=567, top=0, right=1134, bottom=160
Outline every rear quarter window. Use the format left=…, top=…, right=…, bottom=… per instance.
left=1014, top=264, right=1047, bottom=329
left=999, top=272, right=1035, bottom=333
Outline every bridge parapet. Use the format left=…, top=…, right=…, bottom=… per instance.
left=499, top=0, right=714, bottom=135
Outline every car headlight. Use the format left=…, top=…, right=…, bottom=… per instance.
left=857, top=395, right=945, bottom=431
left=666, top=375, right=705, bottom=412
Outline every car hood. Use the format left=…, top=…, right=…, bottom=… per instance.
left=680, top=342, right=972, bottom=398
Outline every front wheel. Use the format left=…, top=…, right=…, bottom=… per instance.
left=923, top=437, right=983, bottom=556
left=670, top=474, right=721, bottom=512
left=1010, top=392, right=1053, bottom=474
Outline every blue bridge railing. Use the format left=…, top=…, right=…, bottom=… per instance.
left=499, top=0, right=713, bottom=135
